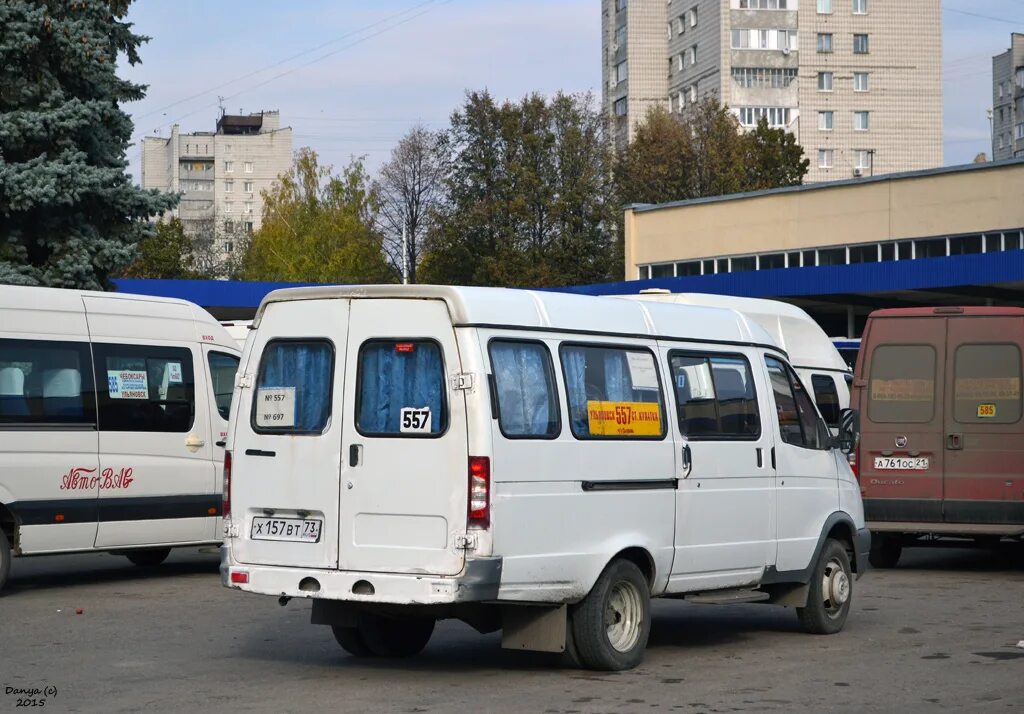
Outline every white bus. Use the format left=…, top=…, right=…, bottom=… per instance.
left=221, top=285, right=867, bottom=671
left=0, top=286, right=240, bottom=591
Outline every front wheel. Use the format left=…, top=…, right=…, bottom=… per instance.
left=797, top=538, right=853, bottom=635
left=125, top=548, right=171, bottom=567
left=0, top=529, right=11, bottom=594
left=570, top=559, right=651, bottom=671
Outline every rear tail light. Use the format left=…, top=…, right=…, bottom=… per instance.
left=468, top=456, right=490, bottom=528
left=223, top=451, right=232, bottom=518
left=848, top=447, right=858, bottom=479
left=230, top=570, right=249, bottom=584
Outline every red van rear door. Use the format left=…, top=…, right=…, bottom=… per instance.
left=859, top=316, right=945, bottom=524
left=943, top=316, right=1024, bottom=525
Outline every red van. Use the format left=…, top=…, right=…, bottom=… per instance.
left=852, top=307, right=1024, bottom=567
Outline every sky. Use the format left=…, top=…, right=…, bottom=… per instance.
left=120, top=0, right=1024, bottom=182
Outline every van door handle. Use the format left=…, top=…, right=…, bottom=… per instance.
left=756, top=448, right=763, bottom=468
left=681, top=444, right=692, bottom=478
left=215, top=440, right=226, bottom=448
left=349, top=444, right=361, bottom=468
left=185, top=434, right=205, bottom=451
left=946, top=433, right=963, bottom=450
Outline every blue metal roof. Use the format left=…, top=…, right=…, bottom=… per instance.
left=112, top=250, right=1024, bottom=309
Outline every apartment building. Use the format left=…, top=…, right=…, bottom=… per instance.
left=992, top=33, right=1024, bottom=161
left=601, top=0, right=942, bottom=182
left=141, top=111, right=293, bottom=269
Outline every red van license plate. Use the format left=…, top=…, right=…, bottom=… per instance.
left=250, top=517, right=322, bottom=543
left=874, top=457, right=929, bottom=471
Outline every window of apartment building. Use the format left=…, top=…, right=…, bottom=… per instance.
left=245, top=202, right=254, bottom=214
left=689, top=7, right=697, bottom=27
left=819, top=111, right=834, bottom=130
left=613, top=97, right=627, bottom=116
left=615, top=24, right=627, bottom=47
left=675, top=17, right=685, bottom=34
left=1017, top=68, right=1024, bottom=89
left=667, top=22, right=673, bottom=40
left=818, top=72, right=833, bottom=91
left=689, top=45, right=697, bottom=66
left=854, top=111, right=870, bottom=130
left=738, top=0, right=789, bottom=8
left=854, top=149, right=873, bottom=170
left=224, top=202, right=233, bottom=213
left=616, top=60, right=628, bottom=83
left=1016, top=123, right=1024, bottom=141
left=999, top=83, right=1005, bottom=99
left=244, top=221, right=254, bottom=233
left=225, top=241, right=233, bottom=253
left=854, top=72, right=869, bottom=91
left=817, top=0, right=832, bottom=14
left=244, top=162, right=253, bottom=173
left=224, top=161, right=234, bottom=173
left=676, top=53, right=684, bottom=71
left=853, top=0, right=867, bottom=14
left=675, top=92, right=686, bottom=111
left=244, top=181, right=254, bottom=193
left=732, top=67, right=798, bottom=88
left=853, top=33, right=869, bottom=54
left=224, top=181, right=233, bottom=193
left=817, top=33, right=833, bottom=53
left=688, top=85, right=697, bottom=103
left=999, top=134, right=1006, bottom=150
left=185, top=143, right=190, bottom=153
left=616, top=0, right=627, bottom=11
left=738, top=106, right=791, bottom=128
left=818, top=149, right=834, bottom=168
left=731, top=29, right=797, bottom=51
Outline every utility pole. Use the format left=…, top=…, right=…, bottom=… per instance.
left=401, top=213, right=409, bottom=285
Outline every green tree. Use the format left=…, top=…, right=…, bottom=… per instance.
left=119, top=217, right=195, bottom=279
left=420, top=90, right=618, bottom=287
left=614, top=106, right=692, bottom=205
left=0, top=0, right=177, bottom=289
left=744, top=117, right=810, bottom=190
left=241, top=149, right=394, bottom=283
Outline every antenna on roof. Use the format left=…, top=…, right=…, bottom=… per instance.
left=217, top=96, right=226, bottom=118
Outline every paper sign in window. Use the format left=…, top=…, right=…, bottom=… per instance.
left=400, top=407, right=432, bottom=433
left=587, top=400, right=662, bottom=436
left=626, top=352, right=659, bottom=390
left=167, top=362, right=183, bottom=384
left=107, top=370, right=149, bottom=400
left=256, top=387, right=296, bottom=428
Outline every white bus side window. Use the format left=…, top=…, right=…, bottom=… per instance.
left=95, top=344, right=195, bottom=433
left=207, top=351, right=240, bottom=420
left=488, top=340, right=560, bottom=438
left=253, top=340, right=333, bottom=434
left=0, top=339, right=95, bottom=425
left=355, top=339, right=447, bottom=437
left=670, top=352, right=760, bottom=439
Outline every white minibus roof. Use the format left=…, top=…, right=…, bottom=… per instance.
left=255, top=285, right=783, bottom=352
left=616, top=292, right=848, bottom=373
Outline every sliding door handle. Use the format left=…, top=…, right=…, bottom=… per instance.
left=681, top=444, right=693, bottom=478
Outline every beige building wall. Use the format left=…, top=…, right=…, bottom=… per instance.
left=624, top=161, right=1024, bottom=278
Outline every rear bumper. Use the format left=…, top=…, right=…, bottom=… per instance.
left=854, top=527, right=871, bottom=578
left=220, top=545, right=502, bottom=604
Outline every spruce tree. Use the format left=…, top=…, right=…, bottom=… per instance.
left=0, top=0, right=176, bottom=290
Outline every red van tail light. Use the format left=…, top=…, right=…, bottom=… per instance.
left=468, top=456, right=490, bottom=528
left=848, top=447, right=859, bottom=480
left=223, top=451, right=232, bottom=518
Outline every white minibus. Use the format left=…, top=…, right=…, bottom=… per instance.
left=0, top=286, right=241, bottom=592
left=221, top=285, right=867, bottom=670
left=618, top=291, right=851, bottom=433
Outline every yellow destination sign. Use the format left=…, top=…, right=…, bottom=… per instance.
left=587, top=400, right=662, bottom=437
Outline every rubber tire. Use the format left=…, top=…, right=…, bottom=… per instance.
left=868, top=534, right=902, bottom=569
left=797, top=539, right=853, bottom=635
left=125, top=548, right=171, bottom=567
left=357, top=613, right=434, bottom=658
left=331, top=625, right=374, bottom=657
left=0, top=529, right=11, bottom=594
left=570, top=559, right=651, bottom=671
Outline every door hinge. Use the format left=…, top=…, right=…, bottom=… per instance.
left=237, top=373, right=254, bottom=389
left=455, top=533, right=478, bottom=550
left=451, top=373, right=475, bottom=391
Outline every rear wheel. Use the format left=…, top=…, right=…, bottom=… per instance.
left=331, top=625, right=373, bottom=657
left=797, top=539, right=853, bottom=635
left=0, top=529, right=11, bottom=594
left=125, top=548, right=171, bottom=567
left=357, top=613, right=434, bottom=658
left=570, top=559, right=651, bottom=671
left=869, top=534, right=902, bottom=569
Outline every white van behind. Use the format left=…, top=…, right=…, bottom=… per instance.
left=221, top=285, right=867, bottom=671
left=0, top=285, right=241, bottom=591
left=617, top=292, right=851, bottom=433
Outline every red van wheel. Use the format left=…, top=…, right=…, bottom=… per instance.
left=868, top=534, right=902, bottom=569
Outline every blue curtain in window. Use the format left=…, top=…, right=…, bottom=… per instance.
left=563, top=348, right=588, bottom=434
left=491, top=342, right=552, bottom=436
left=604, top=351, right=633, bottom=401
left=260, top=342, right=332, bottom=431
left=358, top=343, right=444, bottom=434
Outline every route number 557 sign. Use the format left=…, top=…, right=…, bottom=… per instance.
left=256, top=387, right=296, bottom=427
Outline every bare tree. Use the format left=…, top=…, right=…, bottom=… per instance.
left=374, top=125, right=449, bottom=283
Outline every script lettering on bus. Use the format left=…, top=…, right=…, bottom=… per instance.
left=59, top=466, right=135, bottom=491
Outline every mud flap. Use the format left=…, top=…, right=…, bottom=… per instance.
left=501, top=604, right=567, bottom=653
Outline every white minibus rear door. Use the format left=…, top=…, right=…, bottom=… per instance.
left=337, top=298, right=468, bottom=577
left=230, top=298, right=349, bottom=569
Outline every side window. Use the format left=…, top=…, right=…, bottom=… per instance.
left=954, top=344, right=1021, bottom=424
left=669, top=352, right=760, bottom=439
left=488, top=340, right=560, bottom=438
left=208, top=351, right=240, bottom=421
left=765, top=356, right=829, bottom=450
left=253, top=340, right=333, bottom=434
left=0, top=339, right=96, bottom=425
left=868, top=345, right=936, bottom=423
left=356, top=340, right=447, bottom=437
left=560, top=344, right=665, bottom=440
left=811, top=374, right=841, bottom=428
left=96, top=344, right=195, bottom=432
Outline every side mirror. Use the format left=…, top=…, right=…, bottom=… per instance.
left=834, top=408, right=860, bottom=454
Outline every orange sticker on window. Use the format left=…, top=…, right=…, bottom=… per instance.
left=977, top=403, right=996, bottom=418
left=956, top=378, right=1020, bottom=400
left=870, top=379, right=934, bottom=401
left=586, top=401, right=662, bottom=437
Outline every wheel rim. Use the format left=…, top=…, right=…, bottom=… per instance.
left=605, top=580, right=644, bottom=653
left=821, top=557, right=851, bottom=617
